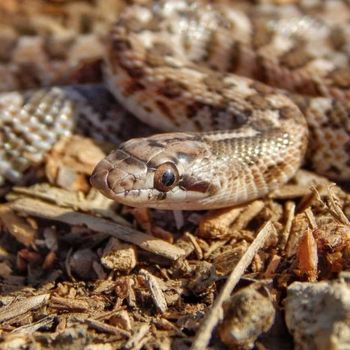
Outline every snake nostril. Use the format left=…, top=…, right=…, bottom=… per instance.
left=107, top=170, right=136, bottom=193
left=119, top=179, right=131, bottom=188
left=91, top=156, right=137, bottom=194
left=91, top=148, right=147, bottom=198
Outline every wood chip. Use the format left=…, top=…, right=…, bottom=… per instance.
left=198, top=206, right=244, bottom=238
left=280, top=201, right=295, bottom=249
left=264, top=254, right=282, bottom=278
left=0, top=294, right=50, bottom=323
left=184, top=232, right=203, bottom=260
left=46, top=135, right=106, bottom=192
left=232, top=200, right=265, bottom=230
left=101, top=238, right=137, bottom=271
left=0, top=204, right=37, bottom=246
left=296, top=229, right=318, bottom=281
left=140, top=269, right=168, bottom=314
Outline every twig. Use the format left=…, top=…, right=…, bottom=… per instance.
left=11, top=315, right=56, bottom=334
left=11, top=198, right=185, bottom=261
left=0, top=294, right=50, bottom=323
left=190, top=221, right=275, bottom=350
left=85, top=318, right=130, bottom=337
left=124, top=323, right=150, bottom=350
left=139, top=269, right=168, bottom=313
left=280, top=201, right=295, bottom=250
left=327, top=185, right=350, bottom=225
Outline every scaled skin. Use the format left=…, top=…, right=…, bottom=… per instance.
left=90, top=126, right=305, bottom=210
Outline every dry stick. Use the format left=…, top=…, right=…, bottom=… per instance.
left=0, top=294, right=50, bottom=323
left=85, top=318, right=130, bottom=337
left=280, top=201, right=295, bottom=250
left=140, top=269, right=168, bottom=313
left=190, top=220, right=275, bottom=350
left=11, top=198, right=185, bottom=261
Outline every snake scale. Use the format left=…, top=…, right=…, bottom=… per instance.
left=2, top=0, right=350, bottom=210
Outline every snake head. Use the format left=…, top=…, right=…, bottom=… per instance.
left=90, top=132, right=221, bottom=210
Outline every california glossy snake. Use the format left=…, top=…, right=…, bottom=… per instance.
left=2, top=0, right=350, bottom=210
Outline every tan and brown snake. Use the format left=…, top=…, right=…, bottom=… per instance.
left=2, top=0, right=350, bottom=210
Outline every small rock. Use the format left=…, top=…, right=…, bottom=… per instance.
left=285, top=274, right=350, bottom=350
left=218, top=286, right=275, bottom=349
left=100, top=238, right=137, bottom=272
left=70, top=248, right=99, bottom=280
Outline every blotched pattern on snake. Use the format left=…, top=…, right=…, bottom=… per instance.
left=2, top=0, right=350, bottom=209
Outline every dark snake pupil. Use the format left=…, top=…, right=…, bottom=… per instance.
left=162, top=169, right=175, bottom=187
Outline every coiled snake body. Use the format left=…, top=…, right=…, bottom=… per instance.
left=2, top=0, right=350, bottom=210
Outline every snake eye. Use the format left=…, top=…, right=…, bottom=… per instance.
left=154, top=162, right=179, bottom=192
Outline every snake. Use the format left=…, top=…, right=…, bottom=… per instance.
left=2, top=0, right=350, bottom=210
